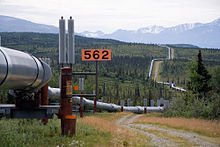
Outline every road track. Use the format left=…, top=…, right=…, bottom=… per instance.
left=117, top=114, right=219, bottom=147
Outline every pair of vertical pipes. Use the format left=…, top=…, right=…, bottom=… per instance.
left=59, top=16, right=76, bottom=135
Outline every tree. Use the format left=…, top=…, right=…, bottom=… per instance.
left=148, top=89, right=153, bottom=106
left=187, top=50, right=211, bottom=98
left=211, top=66, right=220, bottom=94
left=133, top=84, right=140, bottom=106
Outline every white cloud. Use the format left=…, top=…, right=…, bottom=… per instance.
left=0, top=0, right=220, bottom=33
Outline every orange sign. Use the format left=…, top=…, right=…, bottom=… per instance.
left=82, top=49, right=111, bottom=61
left=74, top=85, right=79, bottom=91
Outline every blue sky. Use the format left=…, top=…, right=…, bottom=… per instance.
left=0, top=0, right=220, bottom=33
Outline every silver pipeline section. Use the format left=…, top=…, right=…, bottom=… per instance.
left=0, top=47, right=52, bottom=91
left=48, top=87, right=164, bottom=113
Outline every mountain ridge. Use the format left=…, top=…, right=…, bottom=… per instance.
left=80, top=18, right=220, bottom=48
left=0, top=15, right=219, bottom=48
left=0, top=15, right=58, bottom=33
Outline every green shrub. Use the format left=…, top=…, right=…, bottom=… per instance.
left=163, top=92, right=220, bottom=119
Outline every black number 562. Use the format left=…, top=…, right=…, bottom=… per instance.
left=82, top=49, right=111, bottom=61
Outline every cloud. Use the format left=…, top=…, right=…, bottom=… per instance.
left=0, top=0, right=220, bottom=32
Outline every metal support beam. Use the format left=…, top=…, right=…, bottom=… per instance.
left=72, top=72, right=96, bottom=75
left=95, top=61, right=98, bottom=113
left=72, top=94, right=96, bottom=97
left=80, top=92, right=84, bottom=118
left=60, top=67, right=76, bottom=135
left=144, top=108, right=147, bottom=114
left=0, top=104, right=59, bottom=119
left=41, top=83, right=49, bottom=124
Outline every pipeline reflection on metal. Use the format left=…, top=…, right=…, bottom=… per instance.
left=0, top=47, right=52, bottom=91
left=48, top=87, right=164, bottom=113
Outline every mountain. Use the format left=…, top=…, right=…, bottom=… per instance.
left=80, top=18, right=220, bottom=48
left=168, top=44, right=199, bottom=48
left=0, top=15, right=220, bottom=48
left=0, top=15, right=58, bottom=33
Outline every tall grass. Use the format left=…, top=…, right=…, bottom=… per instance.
left=79, top=113, right=150, bottom=146
left=134, top=116, right=220, bottom=137
left=0, top=116, right=111, bottom=147
left=0, top=112, right=149, bottom=147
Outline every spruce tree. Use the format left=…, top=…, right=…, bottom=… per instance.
left=187, top=50, right=211, bottom=98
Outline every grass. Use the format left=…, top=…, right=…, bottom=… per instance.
left=134, top=115, right=220, bottom=138
left=0, top=116, right=111, bottom=147
left=0, top=112, right=150, bottom=147
left=198, top=136, right=220, bottom=146
left=92, top=111, right=130, bottom=121
left=78, top=113, right=150, bottom=146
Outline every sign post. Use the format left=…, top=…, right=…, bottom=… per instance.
left=82, top=49, right=111, bottom=113
left=79, top=78, right=84, bottom=118
left=95, top=61, right=98, bottom=112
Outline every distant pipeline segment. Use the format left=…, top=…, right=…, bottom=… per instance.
left=48, top=87, right=164, bottom=113
left=148, top=46, right=187, bottom=92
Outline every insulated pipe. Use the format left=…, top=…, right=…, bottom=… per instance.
left=68, top=17, right=75, bottom=64
left=0, top=47, right=52, bottom=91
left=148, top=59, right=154, bottom=78
left=48, top=87, right=164, bottom=113
left=59, top=16, right=66, bottom=64
left=73, top=97, right=164, bottom=113
left=168, top=47, right=171, bottom=60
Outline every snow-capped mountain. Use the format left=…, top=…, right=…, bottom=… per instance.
left=167, top=23, right=203, bottom=33
left=137, top=25, right=165, bottom=34
left=80, top=31, right=105, bottom=38
left=80, top=18, right=220, bottom=48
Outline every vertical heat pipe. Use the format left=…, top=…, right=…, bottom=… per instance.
left=59, top=17, right=66, bottom=64
left=68, top=17, right=75, bottom=64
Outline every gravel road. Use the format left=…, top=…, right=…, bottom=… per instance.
left=116, top=114, right=219, bottom=147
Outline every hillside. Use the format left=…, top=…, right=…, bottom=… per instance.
left=0, top=32, right=220, bottom=119
left=0, top=32, right=169, bottom=105
left=0, top=15, right=58, bottom=33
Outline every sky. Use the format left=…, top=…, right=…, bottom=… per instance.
left=0, top=0, right=220, bottom=33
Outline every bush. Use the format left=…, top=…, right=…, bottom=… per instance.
left=163, top=92, right=220, bottom=119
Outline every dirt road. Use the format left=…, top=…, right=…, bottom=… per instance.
left=171, top=48, right=174, bottom=59
left=116, top=114, right=219, bottom=147
left=153, top=61, right=162, bottom=81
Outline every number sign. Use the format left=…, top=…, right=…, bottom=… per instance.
left=82, top=49, right=111, bottom=61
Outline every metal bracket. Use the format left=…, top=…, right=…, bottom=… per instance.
left=72, top=94, right=96, bottom=97
left=0, top=104, right=59, bottom=119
